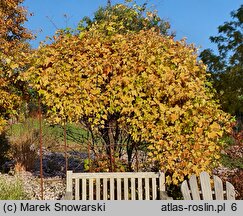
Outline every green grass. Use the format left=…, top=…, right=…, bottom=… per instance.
left=7, top=118, right=89, bottom=150
left=0, top=176, right=29, bottom=200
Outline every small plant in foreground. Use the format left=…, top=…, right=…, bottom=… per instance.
left=0, top=176, right=28, bottom=200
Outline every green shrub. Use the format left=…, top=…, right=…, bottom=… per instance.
left=221, top=154, right=243, bottom=169
left=0, top=176, right=28, bottom=200
left=220, top=131, right=243, bottom=169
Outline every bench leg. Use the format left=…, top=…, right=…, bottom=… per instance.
left=160, top=191, right=173, bottom=200
left=63, top=191, right=73, bottom=200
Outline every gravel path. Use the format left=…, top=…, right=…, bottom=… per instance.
left=0, top=171, right=65, bottom=200
left=1, top=150, right=88, bottom=200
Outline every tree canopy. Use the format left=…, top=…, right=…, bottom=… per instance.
left=74, top=1, right=173, bottom=36
left=0, top=0, right=32, bottom=132
left=23, top=23, right=232, bottom=183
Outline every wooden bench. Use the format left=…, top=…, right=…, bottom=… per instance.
left=64, top=170, right=172, bottom=200
left=181, top=171, right=236, bottom=200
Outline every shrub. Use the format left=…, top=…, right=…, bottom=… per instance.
left=24, top=27, right=232, bottom=184
left=218, top=129, right=243, bottom=199
left=8, top=130, right=38, bottom=172
left=0, top=176, right=28, bottom=200
left=220, top=130, right=243, bottom=169
left=228, top=169, right=243, bottom=200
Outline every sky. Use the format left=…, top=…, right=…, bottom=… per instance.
left=23, top=0, right=242, bottom=53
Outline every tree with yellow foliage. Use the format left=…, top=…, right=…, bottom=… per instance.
left=0, top=0, right=32, bottom=132
left=23, top=22, right=232, bottom=182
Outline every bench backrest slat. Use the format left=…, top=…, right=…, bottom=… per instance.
left=96, top=178, right=100, bottom=200
left=189, top=175, right=200, bottom=200
left=103, top=178, right=108, bottom=200
left=145, top=178, right=150, bottom=200
left=124, top=178, right=129, bottom=200
left=152, top=178, right=157, bottom=200
left=226, top=181, right=236, bottom=200
left=200, top=172, right=213, bottom=200
left=110, top=178, right=115, bottom=200
left=82, top=179, right=86, bottom=200
left=131, top=178, right=136, bottom=200
left=214, top=175, right=224, bottom=200
left=75, top=179, right=80, bottom=200
left=89, top=179, right=94, bottom=200
left=117, top=178, right=122, bottom=200
left=138, top=178, right=142, bottom=200
left=181, top=180, right=192, bottom=200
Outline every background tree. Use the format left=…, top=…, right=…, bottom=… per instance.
left=0, top=0, right=32, bottom=132
left=200, top=5, right=243, bottom=127
left=76, top=0, right=173, bottom=36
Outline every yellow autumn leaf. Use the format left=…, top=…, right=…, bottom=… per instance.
left=208, top=131, right=218, bottom=139
left=170, top=113, right=179, bottom=122
left=210, top=122, right=221, bottom=130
